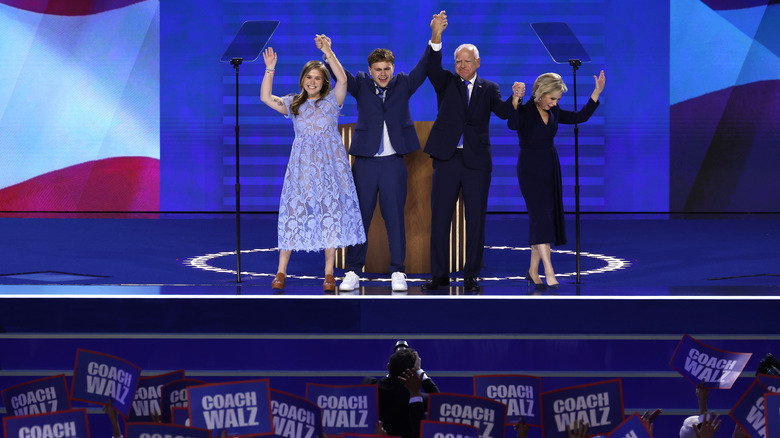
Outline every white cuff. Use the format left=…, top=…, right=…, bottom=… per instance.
left=409, top=396, right=423, bottom=404
left=429, top=40, right=442, bottom=51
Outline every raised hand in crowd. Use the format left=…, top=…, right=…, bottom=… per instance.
left=102, top=399, right=122, bottom=438
left=513, top=418, right=530, bottom=438
left=696, top=380, right=709, bottom=414
left=694, top=413, right=721, bottom=438
left=566, top=419, right=588, bottom=438
left=640, top=408, right=662, bottom=433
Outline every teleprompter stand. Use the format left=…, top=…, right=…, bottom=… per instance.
left=530, top=22, right=592, bottom=284
left=221, top=20, right=279, bottom=283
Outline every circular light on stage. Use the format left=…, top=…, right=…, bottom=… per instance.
left=184, top=246, right=630, bottom=283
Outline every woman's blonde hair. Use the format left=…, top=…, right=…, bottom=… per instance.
left=532, top=72, right=567, bottom=103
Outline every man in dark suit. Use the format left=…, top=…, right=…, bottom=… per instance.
left=320, top=29, right=433, bottom=292
left=362, top=347, right=439, bottom=438
left=422, top=11, right=514, bottom=292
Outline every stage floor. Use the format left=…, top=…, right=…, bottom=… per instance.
left=1, top=214, right=778, bottom=296
left=1, top=214, right=779, bottom=438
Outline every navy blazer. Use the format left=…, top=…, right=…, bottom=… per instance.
left=423, top=44, right=513, bottom=172
left=329, top=47, right=429, bottom=157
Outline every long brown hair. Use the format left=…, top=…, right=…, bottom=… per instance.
left=289, top=61, right=331, bottom=116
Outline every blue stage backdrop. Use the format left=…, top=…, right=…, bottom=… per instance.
left=1, top=1, right=777, bottom=214
left=669, top=0, right=780, bottom=212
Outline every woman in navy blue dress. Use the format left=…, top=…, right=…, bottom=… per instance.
left=508, top=71, right=605, bottom=290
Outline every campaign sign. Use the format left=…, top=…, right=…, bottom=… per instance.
left=421, top=420, right=481, bottom=438
left=129, top=370, right=186, bottom=421
left=172, top=406, right=191, bottom=426
left=540, top=379, right=624, bottom=438
left=2, top=375, right=71, bottom=417
left=764, top=393, right=780, bottom=438
left=758, top=374, right=780, bottom=393
left=2, top=408, right=89, bottom=438
left=428, top=393, right=506, bottom=438
left=474, top=374, right=541, bottom=426
left=669, top=334, right=751, bottom=389
left=162, top=379, right=206, bottom=424
left=306, top=384, right=378, bottom=435
left=126, top=422, right=211, bottom=438
left=729, top=379, right=770, bottom=438
left=606, top=413, right=652, bottom=438
left=188, top=379, right=273, bottom=437
left=272, top=389, right=323, bottom=438
left=71, top=349, right=141, bottom=417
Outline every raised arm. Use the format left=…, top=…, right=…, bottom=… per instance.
left=696, top=380, right=709, bottom=414
left=316, top=34, right=347, bottom=106
left=431, top=10, right=447, bottom=45
left=590, top=70, right=605, bottom=102
left=398, top=368, right=424, bottom=438
left=260, top=47, right=288, bottom=115
left=426, top=11, right=450, bottom=93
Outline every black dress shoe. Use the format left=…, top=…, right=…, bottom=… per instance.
left=421, top=277, right=450, bottom=290
left=464, top=277, right=480, bottom=291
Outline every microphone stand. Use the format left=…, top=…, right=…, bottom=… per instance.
left=231, top=57, right=243, bottom=283
left=568, top=58, right=582, bottom=284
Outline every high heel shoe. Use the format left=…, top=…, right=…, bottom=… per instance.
left=545, top=274, right=561, bottom=291
left=526, top=270, right=547, bottom=292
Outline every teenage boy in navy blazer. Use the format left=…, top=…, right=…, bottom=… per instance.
left=320, top=18, right=440, bottom=292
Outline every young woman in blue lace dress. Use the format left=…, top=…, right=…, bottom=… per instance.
left=260, top=35, right=365, bottom=292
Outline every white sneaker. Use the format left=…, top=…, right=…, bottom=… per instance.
left=339, top=271, right=360, bottom=291
left=391, top=272, right=408, bottom=291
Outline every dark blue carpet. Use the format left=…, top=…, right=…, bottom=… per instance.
left=0, top=214, right=778, bottom=294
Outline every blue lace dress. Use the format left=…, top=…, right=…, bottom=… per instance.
left=278, top=93, right=366, bottom=251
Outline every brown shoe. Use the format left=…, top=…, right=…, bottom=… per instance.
left=272, top=272, right=286, bottom=290
left=323, top=274, right=336, bottom=292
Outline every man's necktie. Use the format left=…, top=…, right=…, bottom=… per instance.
left=464, top=80, right=471, bottom=105
left=377, top=87, right=386, bottom=154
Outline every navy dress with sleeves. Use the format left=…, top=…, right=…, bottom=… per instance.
left=508, top=97, right=599, bottom=246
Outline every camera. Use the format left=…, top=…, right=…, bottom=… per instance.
left=757, top=353, right=780, bottom=376
left=394, top=340, right=409, bottom=351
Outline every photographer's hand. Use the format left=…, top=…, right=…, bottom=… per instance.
left=398, top=368, right=422, bottom=397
